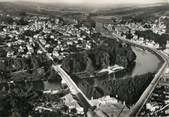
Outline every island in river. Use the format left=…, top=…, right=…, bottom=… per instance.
left=0, top=33, right=139, bottom=116
left=0, top=8, right=162, bottom=117
left=61, top=37, right=136, bottom=76
left=61, top=37, right=160, bottom=112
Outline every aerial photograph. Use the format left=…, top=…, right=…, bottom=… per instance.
left=0, top=0, right=169, bottom=117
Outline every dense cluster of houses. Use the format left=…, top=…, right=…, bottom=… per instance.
left=0, top=13, right=99, bottom=61
left=104, top=16, right=169, bottom=53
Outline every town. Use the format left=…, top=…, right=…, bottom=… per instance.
left=0, top=1, right=169, bottom=117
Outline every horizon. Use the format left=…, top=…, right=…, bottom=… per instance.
left=0, top=0, right=168, bottom=5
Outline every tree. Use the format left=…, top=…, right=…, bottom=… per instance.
left=17, top=18, right=29, bottom=25
left=4, top=17, right=14, bottom=24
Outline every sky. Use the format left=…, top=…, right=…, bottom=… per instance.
left=0, top=0, right=168, bottom=5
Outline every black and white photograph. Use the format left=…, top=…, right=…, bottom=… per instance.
left=0, top=0, right=169, bottom=117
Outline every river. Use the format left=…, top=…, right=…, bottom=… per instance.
left=131, top=46, right=161, bottom=76
left=5, top=20, right=162, bottom=116
left=74, top=46, right=162, bottom=99
left=42, top=45, right=162, bottom=98
left=8, top=37, right=161, bottom=116
left=70, top=45, right=162, bottom=116
left=39, top=22, right=163, bottom=115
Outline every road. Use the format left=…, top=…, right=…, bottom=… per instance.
left=107, top=33, right=169, bottom=116
left=35, top=40, right=109, bottom=117
left=34, top=40, right=91, bottom=109
left=52, top=64, right=91, bottom=110
left=35, top=31, right=169, bottom=116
